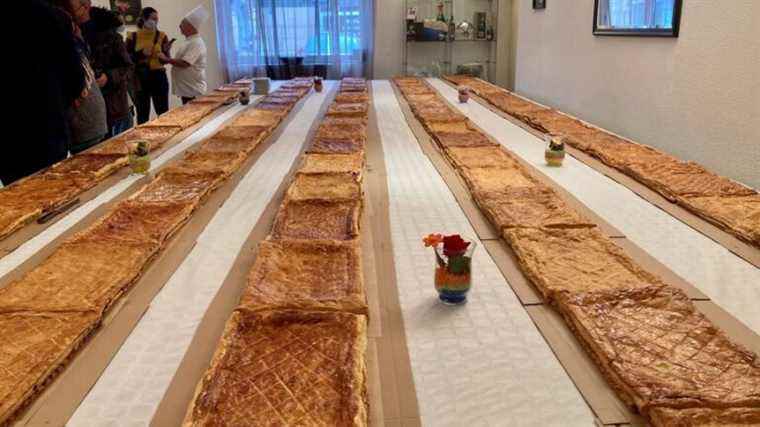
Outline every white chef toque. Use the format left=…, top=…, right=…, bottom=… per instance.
left=183, top=5, right=210, bottom=31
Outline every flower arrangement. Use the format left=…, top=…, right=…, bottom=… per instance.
left=129, top=140, right=151, bottom=174
left=545, top=135, right=566, bottom=167
left=458, top=85, right=470, bottom=103
left=314, top=76, right=323, bottom=92
left=423, top=233, right=476, bottom=304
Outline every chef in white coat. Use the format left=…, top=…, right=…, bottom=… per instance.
left=161, top=5, right=209, bottom=104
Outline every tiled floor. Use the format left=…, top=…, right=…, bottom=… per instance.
left=68, top=82, right=335, bottom=427
left=373, top=80, right=594, bottom=427
left=429, top=78, right=760, bottom=336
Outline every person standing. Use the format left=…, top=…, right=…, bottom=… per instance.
left=127, top=7, right=173, bottom=123
left=71, top=0, right=134, bottom=138
left=69, top=15, right=108, bottom=153
left=163, top=5, right=209, bottom=104
left=1, top=1, right=85, bottom=185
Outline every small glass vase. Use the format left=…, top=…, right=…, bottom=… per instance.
left=458, top=86, right=470, bottom=103
left=544, top=136, right=565, bottom=167
left=129, top=153, right=151, bottom=174
left=314, top=77, right=323, bottom=92
left=434, top=239, right=476, bottom=305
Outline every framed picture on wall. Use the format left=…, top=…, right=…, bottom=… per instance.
left=593, top=0, right=682, bottom=37
left=533, top=0, right=546, bottom=10
left=110, top=0, right=142, bottom=26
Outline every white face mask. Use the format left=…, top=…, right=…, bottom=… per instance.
left=143, top=19, right=157, bottom=30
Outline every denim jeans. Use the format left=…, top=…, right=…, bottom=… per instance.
left=109, top=111, right=134, bottom=138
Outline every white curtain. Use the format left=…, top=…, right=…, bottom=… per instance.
left=214, top=0, right=373, bottom=81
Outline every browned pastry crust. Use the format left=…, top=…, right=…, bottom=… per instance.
left=327, top=102, right=369, bottom=118
left=0, top=240, right=157, bottom=313
left=443, top=74, right=474, bottom=86
left=286, top=173, right=362, bottom=202
left=0, top=173, right=93, bottom=214
left=298, top=153, right=364, bottom=178
left=405, top=93, right=439, bottom=105
left=0, top=311, right=100, bottom=425
left=129, top=169, right=225, bottom=204
left=316, top=122, right=368, bottom=140
left=231, top=109, right=284, bottom=127
left=485, top=92, right=548, bottom=122
left=255, top=102, right=293, bottom=112
left=92, top=126, right=182, bottom=154
left=426, top=121, right=476, bottom=134
left=308, top=135, right=366, bottom=155
left=48, top=153, right=127, bottom=179
left=556, top=285, right=760, bottom=415
left=0, top=206, right=41, bottom=241
left=140, top=102, right=218, bottom=129
left=414, top=107, right=466, bottom=124
left=261, top=95, right=299, bottom=105
left=445, top=146, right=521, bottom=169
left=503, top=227, right=662, bottom=301
left=584, top=132, right=673, bottom=170
left=239, top=239, right=366, bottom=313
left=323, top=115, right=368, bottom=127
left=272, top=199, right=361, bottom=241
left=183, top=310, right=368, bottom=427
left=523, top=109, right=588, bottom=136
left=677, top=195, right=760, bottom=246
left=649, top=407, right=760, bottom=426
left=459, top=166, right=538, bottom=194
left=211, top=125, right=270, bottom=143
left=73, top=199, right=195, bottom=246
left=340, top=84, right=368, bottom=93
left=202, top=135, right=265, bottom=156
left=397, top=84, right=436, bottom=95
left=475, top=186, right=596, bottom=231
left=623, top=160, right=756, bottom=201
left=335, top=92, right=369, bottom=104
left=196, top=91, right=238, bottom=103
left=170, top=150, right=247, bottom=176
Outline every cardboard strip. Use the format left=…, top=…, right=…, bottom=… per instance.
left=439, top=79, right=760, bottom=269
left=390, top=79, right=760, bottom=426
left=0, top=103, right=237, bottom=256
left=146, top=85, right=335, bottom=426
left=389, top=84, right=623, bottom=241
left=364, top=90, right=421, bottom=424
left=0, top=101, right=257, bottom=283
left=390, top=82, right=707, bottom=302
left=11, top=88, right=314, bottom=427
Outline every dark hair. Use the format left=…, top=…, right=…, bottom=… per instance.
left=136, top=6, right=157, bottom=28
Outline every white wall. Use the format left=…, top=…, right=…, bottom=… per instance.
left=92, top=0, right=225, bottom=109
left=512, top=0, right=760, bottom=189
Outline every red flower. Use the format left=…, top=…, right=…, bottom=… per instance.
left=443, top=234, right=470, bottom=257
left=423, top=233, right=444, bottom=247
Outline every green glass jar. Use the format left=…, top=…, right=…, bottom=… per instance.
left=129, top=140, right=151, bottom=174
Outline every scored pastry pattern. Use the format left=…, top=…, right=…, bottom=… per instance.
left=0, top=88, right=244, bottom=242
left=394, top=77, right=760, bottom=425
left=443, top=75, right=760, bottom=249
left=184, top=78, right=370, bottom=426
left=0, top=78, right=313, bottom=425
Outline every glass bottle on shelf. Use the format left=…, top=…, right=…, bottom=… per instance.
left=436, top=2, right=446, bottom=22
left=448, top=15, right=456, bottom=41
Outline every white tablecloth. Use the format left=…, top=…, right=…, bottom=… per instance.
left=68, top=82, right=334, bottom=426
left=374, top=80, right=594, bottom=426
left=428, top=78, right=760, bottom=335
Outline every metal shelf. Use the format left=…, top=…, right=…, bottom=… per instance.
left=403, top=0, right=498, bottom=81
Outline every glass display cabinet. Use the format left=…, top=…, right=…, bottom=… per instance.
left=403, top=0, right=498, bottom=82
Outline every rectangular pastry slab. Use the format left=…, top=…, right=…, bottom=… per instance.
left=239, top=239, right=366, bottom=314
left=183, top=310, right=368, bottom=426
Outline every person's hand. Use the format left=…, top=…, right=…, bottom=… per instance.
left=158, top=52, right=171, bottom=64
left=96, top=74, right=108, bottom=87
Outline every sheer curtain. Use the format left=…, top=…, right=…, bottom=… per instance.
left=214, top=0, right=374, bottom=81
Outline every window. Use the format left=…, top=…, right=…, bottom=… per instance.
left=593, top=0, right=682, bottom=37
left=216, top=0, right=371, bottom=79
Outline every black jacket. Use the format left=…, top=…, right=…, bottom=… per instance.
left=1, top=1, right=85, bottom=185
left=81, top=7, right=134, bottom=126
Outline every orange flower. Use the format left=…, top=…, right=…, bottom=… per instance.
left=423, top=233, right=444, bottom=247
